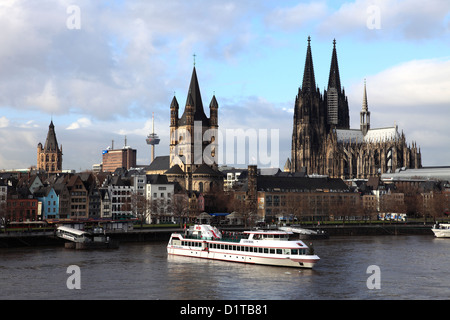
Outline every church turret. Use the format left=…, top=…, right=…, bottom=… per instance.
left=360, top=79, right=371, bottom=135
left=170, top=95, right=179, bottom=128
left=209, top=95, right=218, bottom=129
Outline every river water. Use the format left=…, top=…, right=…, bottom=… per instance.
left=1, top=235, right=449, bottom=301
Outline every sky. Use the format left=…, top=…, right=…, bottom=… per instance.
left=0, top=0, right=449, bottom=171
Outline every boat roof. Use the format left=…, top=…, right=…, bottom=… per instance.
left=57, top=226, right=89, bottom=236
left=244, top=230, right=292, bottom=235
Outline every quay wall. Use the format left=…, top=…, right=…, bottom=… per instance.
left=312, top=224, right=434, bottom=237
left=0, top=224, right=434, bottom=248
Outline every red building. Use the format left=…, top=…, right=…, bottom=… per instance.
left=6, top=196, right=39, bottom=222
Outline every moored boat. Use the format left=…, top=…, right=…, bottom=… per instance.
left=56, top=226, right=119, bottom=249
left=279, top=226, right=329, bottom=240
left=431, top=223, right=450, bottom=238
left=167, top=224, right=320, bottom=268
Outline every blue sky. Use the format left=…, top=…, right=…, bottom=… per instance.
left=0, top=0, right=449, bottom=171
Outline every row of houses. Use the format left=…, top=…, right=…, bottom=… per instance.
left=0, top=169, right=179, bottom=225
left=2, top=164, right=449, bottom=227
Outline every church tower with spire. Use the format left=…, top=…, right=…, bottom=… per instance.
left=326, top=39, right=349, bottom=129
left=291, top=36, right=327, bottom=174
left=37, top=120, right=63, bottom=173
left=360, top=79, right=371, bottom=135
left=168, top=63, right=222, bottom=193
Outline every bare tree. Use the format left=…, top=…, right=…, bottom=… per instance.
left=229, top=195, right=257, bottom=228
left=428, top=191, right=448, bottom=222
left=130, top=192, right=149, bottom=227
left=171, top=193, right=189, bottom=228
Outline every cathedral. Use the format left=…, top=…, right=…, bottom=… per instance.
left=290, top=37, right=421, bottom=179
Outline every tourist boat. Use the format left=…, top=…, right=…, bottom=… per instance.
left=167, top=225, right=320, bottom=268
left=431, top=223, right=450, bottom=238
left=56, top=226, right=119, bottom=249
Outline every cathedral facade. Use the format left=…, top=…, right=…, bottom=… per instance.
left=290, top=37, right=421, bottom=179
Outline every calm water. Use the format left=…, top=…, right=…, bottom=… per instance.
left=1, top=235, right=449, bottom=300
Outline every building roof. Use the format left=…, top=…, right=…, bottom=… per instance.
left=193, top=164, right=223, bottom=176
left=43, top=121, right=60, bottom=152
left=382, top=166, right=450, bottom=182
left=165, top=164, right=184, bottom=175
left=255, top=175, right=350, bottom=193
left=146, top=174, right=170, bottom=184
left=148, top=156, right=170, bottom=172
left=335, top=126, right=400, bottom=143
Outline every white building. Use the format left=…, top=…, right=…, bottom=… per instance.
left=145, top=175, right=175, bottom=224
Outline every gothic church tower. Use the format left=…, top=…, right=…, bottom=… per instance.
left=325, top=39, right=349, bottom=129
left=37, top=120, right=63, bottom=173
left=168, top=65, right=221, bottom=193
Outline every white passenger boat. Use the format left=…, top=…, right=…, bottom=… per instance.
left=167, top=225, right=320, bottom=268
left=431, top=223, right=450, bottom=238
left=56, top=226, right=119, bottom=249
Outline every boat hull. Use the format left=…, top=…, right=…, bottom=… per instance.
left=431, top=229, right=450, bottom=238
left=167, top=245, right=319, bottom=269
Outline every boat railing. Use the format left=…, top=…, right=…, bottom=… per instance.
left=221, top=235, right=246, bottom=243
left=183, top=233, right=248, bottom=242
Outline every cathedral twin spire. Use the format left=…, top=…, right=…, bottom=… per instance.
left=298, top=36, right=349, bottom=130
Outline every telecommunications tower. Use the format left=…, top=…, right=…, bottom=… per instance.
left=146, top=112, right=160, bottom=164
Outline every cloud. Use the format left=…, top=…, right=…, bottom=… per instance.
left=346, top=57, right=450, bottom=165
left=25, top=80, right=61, bottom=113
left=348, top=58, right=450, bottom=111
left=318, top=0, right=450, bottom=40
left=0, top=116, right=10, bottom=128
left=265, top=0, right=450, bottom=41
left=0, top=0, right=261, bottom=122
left=66, top=117, right=92, bottom=130
left=265, top=1, right=328, bottom=31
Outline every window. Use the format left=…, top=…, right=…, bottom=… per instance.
left=265, top=195, right=272, bottom=207
left=273, top=196, right=280, bottom=207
